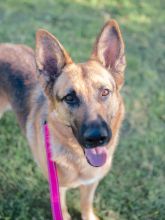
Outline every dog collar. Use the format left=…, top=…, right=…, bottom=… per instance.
left=44, top=122, right=63, bottom=220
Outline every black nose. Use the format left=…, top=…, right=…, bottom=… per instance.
left=82, top=122, right=111, bottom=148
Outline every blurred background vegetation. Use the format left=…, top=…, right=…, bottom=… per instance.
left=0, top=0, right=164, bottom=219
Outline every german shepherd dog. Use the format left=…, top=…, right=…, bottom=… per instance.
left=0, top=20, right=126, bottom=220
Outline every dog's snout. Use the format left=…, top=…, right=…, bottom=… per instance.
left=84, top=127, right=109, bottom=147
left=81, top=119, right=111, bottom=148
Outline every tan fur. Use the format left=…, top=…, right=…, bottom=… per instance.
left=0, top=20, right=126, bottom=220
left=0, top=94, right=11, bottom=117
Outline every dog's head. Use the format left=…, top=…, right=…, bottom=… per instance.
left=35, top=20, right=126, bottom=167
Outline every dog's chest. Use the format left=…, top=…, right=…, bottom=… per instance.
left=57, top=156, right=111, bottom=188
left=79, top=170, right=104, bottom=185
left=79, top=160, right=111, bottom=185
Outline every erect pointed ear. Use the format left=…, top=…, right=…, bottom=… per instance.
left=35, top=29, right=72, bottom=95
left=91, top=20, right=126, bottom=88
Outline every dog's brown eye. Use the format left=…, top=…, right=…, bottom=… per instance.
left=101, top=89, right=111, bottom=96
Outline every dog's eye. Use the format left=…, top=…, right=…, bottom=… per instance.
left=64, top=94, right=75, bottom=102
left=63, top=92, right=80, bottom=106
left=101, top=89, right=111, bottom=97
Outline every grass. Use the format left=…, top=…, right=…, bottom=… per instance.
left=0, top=0, right=164, bottom=219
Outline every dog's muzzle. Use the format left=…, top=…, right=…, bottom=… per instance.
left=72, top=117, right=112, bottom=167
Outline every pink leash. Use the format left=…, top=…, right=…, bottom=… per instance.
left=44, top=123, right=63, bottom=220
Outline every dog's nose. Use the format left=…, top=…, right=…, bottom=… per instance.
left=83, top=125, right=111, bottom=148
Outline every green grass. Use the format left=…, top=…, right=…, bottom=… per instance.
left=0, top=0, right=164, bottom=219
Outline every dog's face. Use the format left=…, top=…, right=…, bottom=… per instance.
left=35, top=20, right=126, bottom=167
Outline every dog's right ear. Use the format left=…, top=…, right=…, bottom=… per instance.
left=35, top=29, right=72, bottom=95
left=91, top=20, right=126, bottom=89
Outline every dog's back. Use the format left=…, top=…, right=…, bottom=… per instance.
left=0, top=44, right=37, bottom=130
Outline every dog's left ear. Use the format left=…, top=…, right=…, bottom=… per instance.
left=91, top=20, right=126, bottom=88
left=35, top=29, right=72, bottom=95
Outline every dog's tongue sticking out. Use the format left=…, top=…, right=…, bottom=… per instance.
left=84, top=147, right=108, bottom=167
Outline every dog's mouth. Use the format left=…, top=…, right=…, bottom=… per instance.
left=84, top=146, right=108, bottom=167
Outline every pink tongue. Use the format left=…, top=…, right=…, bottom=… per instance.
left=84, top=147, right=108, bottom=167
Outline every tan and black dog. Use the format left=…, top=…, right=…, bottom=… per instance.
left=0, top=20, right=126, bottom=220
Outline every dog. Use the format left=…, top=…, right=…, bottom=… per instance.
left=0, top=19, right=126, bottom=220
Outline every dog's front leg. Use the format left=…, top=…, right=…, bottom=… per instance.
left=60, top=187, right=71, bottom=220
left=80, top=182, right=100, bottom=220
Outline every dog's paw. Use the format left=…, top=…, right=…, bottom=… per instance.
left=82, top=212, right=100, bottom=220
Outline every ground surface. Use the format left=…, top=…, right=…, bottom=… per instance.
left=0, top=0, right=164, bottom=219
